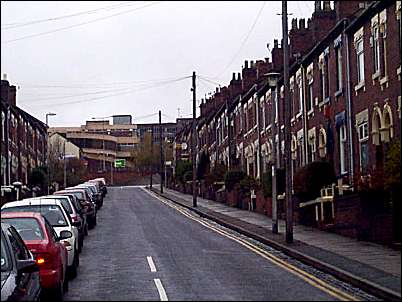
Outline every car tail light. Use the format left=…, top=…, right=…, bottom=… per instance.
left=72, top=215, right=79, bottom=222
left=34, top=253, right=54, bottom=268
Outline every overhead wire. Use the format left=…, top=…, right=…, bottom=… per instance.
left=19, top=75, right=192, bottom=103
left=1, top=1, right=139, bottom=30
left=1, top=1, right=162, bottom=44
left=213, top=1, right=266, bottom=79
left=29, top=75, right=191, bottom=108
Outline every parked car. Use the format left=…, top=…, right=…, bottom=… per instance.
left=2, top=212, right=70, bottom=300
left=84, top=181, right=104, bottom=208
left=91, top=178, right=107, bottom=197
left=1, top=199, right=80, bottom=279
left=38, top=195, right=86, bottom=253
left=1, top=222, right=41, bottom=302
left=54, top=191, right=88, bottom=237
left=88, top=178, right=107, bottom=198
left=76, top=184, right=102, bottom=210
left=62, top=188, right=97, bottom=229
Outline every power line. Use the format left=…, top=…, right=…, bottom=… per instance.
left=30, top=75, right=191, bottom=108
left=213, top=1, right=266, bottom=79
left=1, top=1, right=162, bottom=44
left=19, top=75, right=191, bottom=103
left=1, top=1, right=139, bottom=30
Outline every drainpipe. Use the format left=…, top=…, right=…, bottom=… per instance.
left=344, top=20, right=354, bottom=186
left=302, top=66, right=309, bottom=165
left=256, top=85, right=263, bottom=180
left=6, top=106, right=10, bottom=185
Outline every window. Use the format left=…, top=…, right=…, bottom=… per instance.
left=335, top=46, right=343, bottom=91
left=298, top=80, right=303, bottom=114
left=372, top=26, right=380, bottom=74
left=307, top=80, right=314, bottom=112
left=324, top=55, right=329, bottom=98
left=339, top=125, right=347, bottom=174
left=358, top=122, right=369, bottom=173
left=1, top=112, right=4, bottom=141
left=356, top=39, right=365, bottom=83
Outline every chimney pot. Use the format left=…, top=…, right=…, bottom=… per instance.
left=274, top=39, right=278, bottom=48
left=307, top=18, right=312, bottom=28
left=299, top=18, right=305, bottom=29
left=244, top=60, right=248, bottom=69
left=323, top=1, right=331, bottom=11
left=232, top=73, right=236, bottom=80
left=250, top=60, right=254, bottom=68
left=291, top=18, right=298, bottom=29
left=314, top=0, right=321, bottom=11
left=237, top=73, right=241, bottom=81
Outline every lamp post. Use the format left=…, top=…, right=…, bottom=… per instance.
left=266, top=72, right=280, bottom=234
left=45, top=112, right=56, bottom=195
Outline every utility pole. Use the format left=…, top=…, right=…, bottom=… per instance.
left=159, top=110, right=163, bottom=194
left=63, top=140, right=67, bottom=188
left=150, top=128, right=154, bottom=189
left=191, top=71, right=197, bottom=207
left=282, top=0, right=293, bottom=243
left=272, top=84, right=278, bottom=234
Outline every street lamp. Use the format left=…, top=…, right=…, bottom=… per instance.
left=45, top=112, right=56, bottom=195
left=265, top=72, right=280, bottom=234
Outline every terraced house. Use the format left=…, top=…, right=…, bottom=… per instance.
left=1, top=79, right=48, bottom=188
left=174, top=0, right=401, bottom=244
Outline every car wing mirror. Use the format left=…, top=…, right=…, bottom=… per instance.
left=17, top=259, right=39, bottom=273
left=57, top=230, right=73, bottom=240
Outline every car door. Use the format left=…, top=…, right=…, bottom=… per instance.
left=7, top=227, right=40, bottom=301
left=44, top=219, right=66, bottom=281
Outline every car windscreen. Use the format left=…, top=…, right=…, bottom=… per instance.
left=1, top=232, right=11, bottom=271
left=2, top=205, right=68, bottom=227
left=64, top=191, right=84, bottom=200
left=2, top=217, right=45, bottom=241
left=55, top=197, right=73, bottom=214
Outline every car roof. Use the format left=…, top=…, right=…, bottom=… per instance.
left=1, top=212, right=44, bottom=219
left=2, top=198, right=63, bottom=207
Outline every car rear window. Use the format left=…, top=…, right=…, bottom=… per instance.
left=65, top=191, right=84, bottom=200
left=2, top=205, right=68, bottom=227
left=56, top=198, right=73, bottom=214
left=2, top=217, right=45, bottom=241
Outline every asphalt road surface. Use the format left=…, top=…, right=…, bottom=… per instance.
left=64, top=186, right=354, bottom=301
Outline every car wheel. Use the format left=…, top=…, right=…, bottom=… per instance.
left=63, top=276, right=69, bottom=292
left=54, top=281, right=64, bottom=302
left=68, top=251, right=78, bottom=279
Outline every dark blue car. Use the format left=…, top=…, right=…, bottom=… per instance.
left=1, top=222, right=41, bottom=302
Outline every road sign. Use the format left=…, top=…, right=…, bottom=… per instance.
left=114, top=159, right=126, bottom=168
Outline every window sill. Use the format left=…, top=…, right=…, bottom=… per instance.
left=371, top=72, right=380, bottom=81
left=307, top=109, right=314, bottom=119
left=354, top=81, right=365, bottom=94
left=334, top=89, right=343, bottom=98
left=397, top=65, right=401, bottom=79
left=318, top=97, right=330, bottom=109
left=379, top=76, right=389, bottom=89
left=296, top=112, right=302, bottom=120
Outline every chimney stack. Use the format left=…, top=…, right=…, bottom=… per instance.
left=299, top=18, right=305, bottom=29
left=323, top=1, right=331, bottom=11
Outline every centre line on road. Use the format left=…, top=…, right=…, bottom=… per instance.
left=154, top=278, right=168, bottom=301
left=147, top=256, right=157, bottom=272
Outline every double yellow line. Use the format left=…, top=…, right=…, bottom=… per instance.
left=144, top=189, right=360, bottom=301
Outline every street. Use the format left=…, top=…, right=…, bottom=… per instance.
left=64, top=186, right=367, bottom=301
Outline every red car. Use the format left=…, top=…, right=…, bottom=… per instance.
left=2, top=212, right=70, bottom=300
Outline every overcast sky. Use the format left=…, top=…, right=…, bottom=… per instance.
left=1, top=1, right=314, bottom=127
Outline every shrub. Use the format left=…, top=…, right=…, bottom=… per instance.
left=239, top=175, right=260, bottom=193
left=175, top=160, right=192, bottom=184
left=224, top=170, right=246, bottom=192
left=293, top=161, right=336, bottom=202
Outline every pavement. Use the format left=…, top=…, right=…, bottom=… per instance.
left=150, top=186, right=401, bottom=301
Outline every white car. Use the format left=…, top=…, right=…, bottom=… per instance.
left=1, top=198, right=80, bottom=278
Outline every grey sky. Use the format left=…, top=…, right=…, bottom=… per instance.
left=1, top=1, right=314, bottom=127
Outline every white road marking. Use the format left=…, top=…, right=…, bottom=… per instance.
left=154, top=278, right=168, bottom=301
left=147, top=256, right=157, bottom=272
